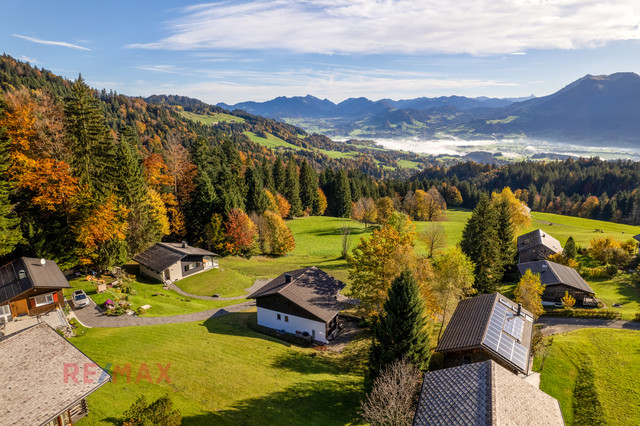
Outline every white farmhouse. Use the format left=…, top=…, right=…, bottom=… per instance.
left=134, top=241, right=218, bottom=283
left=248, top=266, right=346, bottom=344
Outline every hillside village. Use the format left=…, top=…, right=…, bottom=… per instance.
left=1, top=57, right=640, bottom=426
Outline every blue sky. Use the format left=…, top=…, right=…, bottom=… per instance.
left=3, top=0, right=640, bottom=104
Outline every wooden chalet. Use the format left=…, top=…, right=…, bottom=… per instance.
left=248, top=267, right=346, bottom=344
left=0, top=322, right=110, bottom=425
left=518, top=260, right=595, bottom=306
left=134, top=241, right=218, bottom=283
left=436, top=293, right=535, bottom=375
left=413, top=360, right=564, bottom=426
left=0, top=257, right=70, bottom=324
left=517, top=229, right=562, bottom=263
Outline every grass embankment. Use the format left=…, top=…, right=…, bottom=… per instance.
left=178, top=110, right=245, bottom=124
left=65, top=276, right=241, bottom=317
left=535, top=329, right=640, bottom=425
left=177, top=268, right=253, bottom=297
left=72, top=312, right=366, bottom=425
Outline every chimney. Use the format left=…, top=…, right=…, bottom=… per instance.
left=284, top=273, right=292, bottom=283
left=40, top=258, right=46, bottom=266
left=517, top=303, right=522, bottom=316
left=181, top=241, right=187, bottom=248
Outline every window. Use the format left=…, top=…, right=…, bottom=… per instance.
left=277, top=314, right=281, bottom=320
left=33, top=293, right=55, bottom=307
left=0, top=304, right=11, bottom=323
left=284, top=316, right=289, bottom=322
left=184, top=263, right=197, bottom=272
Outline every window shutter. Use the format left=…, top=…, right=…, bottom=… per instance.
left=53, top=292, right=59, bottom=302
left=30, top=298, right=36, bottom=308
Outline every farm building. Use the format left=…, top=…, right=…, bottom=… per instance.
left=413, top=360, right=564, bottom=426
left=517, top=260, right=595, bottom=306
left=0, top=257, right=70, bottom=324
left=248, top=267, right=346, bottom=344
left=517, top=229, right=563, bottom=263
left=134, top=241, right=218, bottom=283
left=0, top=323, right=110, bottom=425
left=436, top=293, right=534, bottom=375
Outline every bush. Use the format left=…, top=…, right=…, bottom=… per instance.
left=122, top=395, right=181, bottom=426
left=544, top=309, right=622, bottom=320
left=635, top=313, right=640, bottom=322
left=581, top=266, right=617, bottom=279
left=137, top=307, right=147, bottom=316
left=120, top=281, right=133, bottom=294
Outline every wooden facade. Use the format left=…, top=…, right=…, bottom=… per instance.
left=43, top=398, right=89, bottom=426
left=542, top=284, right=593, bottom=304
left=443, top=348, right=523, bottom=375
left=3, top=288, right=65, bottom=320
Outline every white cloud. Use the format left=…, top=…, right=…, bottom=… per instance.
left=18, top=55, right=38, bottom=64
left=137, top=65, right=183, bottom=74
left=12, top=34, right=91, bottom=51
left=127, top=0, right=640, bottom=55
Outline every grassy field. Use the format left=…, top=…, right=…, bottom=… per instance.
left=243, top=131, right=299, bottom=150
left=72, top=311, right=366, bottom=425
left=587, top=273, right=640, bottom=320
left=65, top=276, right=241, bottom=317
left=178, top=110, right=245, bottom=124
left=177, top=268, right=253, bottom=297
left=534, top=328, right=640, bottom=425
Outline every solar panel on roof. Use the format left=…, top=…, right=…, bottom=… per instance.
left=482, top=301, right=529, bottom=372
left=503, top=314, right=524, bottom=340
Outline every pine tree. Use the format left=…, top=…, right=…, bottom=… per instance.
left=460, top=194, right=500, bottom=293
left=0, top=98, right=22, bottom=255
left=187, top=167, right=218, bottom=242
left=114, top=127, right=147, bottom=207
left=244, top=167, right=268, bottom=214
left=369, top=269, right=431, bottom=379
left=564, top=236, right=577, bottom=259
left=335, top=169, right=352, bottom=218
left=299, top=159, right=318, bottom=214
left=284, top=157, right=302, bottom=217
left=260, top=157, right=276, bottom=195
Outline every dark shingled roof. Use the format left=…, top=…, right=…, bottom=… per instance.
left=248, top=266, right=346, bottom=323
left=518, top=260, right=594, bottom=294
left=0, top=257, right=70, bottom=305
left=436, top=293, right=534, bottom=374
left=633, top=234, right=640, bottom=242
left=133, top=242, right=216, bottom=272
left=413, top=360, right=564, bottom=426
left=517, top=229, right=562, bottom=254
left=0, top=323, right=110, bottom=425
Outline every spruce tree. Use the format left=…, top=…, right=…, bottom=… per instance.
left=460, top=194, right=500, bottom=293
left=187, top=167, right=218, bottom=242
left=564, top=236, right=577, bottom=259
left=335, top=169, right=352, bottom=218
left=260, top=157, right=276, bottom=195
left=273, top=155, right=286, bottom=195
left=299, top=159, right=319, bottom=214
left=369, top=269, right=431, bottom=379
left=495, top=197, right=516, bottom=281
left=284, top=157, right=302, bottom=217
left=64, top=76, right=115, bottom=196
left=0, top=98, right=22, bottom=255
left=244, top=167, right=268, bottom=214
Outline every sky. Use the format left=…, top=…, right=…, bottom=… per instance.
left=3, top=0, right=640, bottom=104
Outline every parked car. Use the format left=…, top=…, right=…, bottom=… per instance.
left=72, top=290, right=91, bottom=308
left=542, top=300, right=564, bottom=308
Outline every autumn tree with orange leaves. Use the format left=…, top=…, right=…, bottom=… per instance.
left=224, top=209, right=257, bottom=255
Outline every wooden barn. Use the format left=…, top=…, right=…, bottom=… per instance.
left=518, top=260, right=595, bottom=306
left=517, top=229, right=563, bottom=263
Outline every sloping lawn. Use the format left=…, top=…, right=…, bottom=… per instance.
left=65, top=276, right=242, bottom=317
left=587, top=272, right=640, bottom=320
left=176, top=268, right=253, bottom=297
left=71, top=311, right=366, bottom=425
left=535, top=328, right=640, bottom=425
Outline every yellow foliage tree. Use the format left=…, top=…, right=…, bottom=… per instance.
left=491, top=187, right=531, bottom=232
left=547, top=253, right=579, bottom=269
left=562, top=290, right=576, bottom=308
left=514, top=269, right=544, bottom=318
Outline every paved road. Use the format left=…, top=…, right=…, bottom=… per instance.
left=537, top=316, right=640, bottom=335
left=72, top=299, right=255, bottom=328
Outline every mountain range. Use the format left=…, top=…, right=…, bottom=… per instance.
left=218, top=73, right=640, bottom=146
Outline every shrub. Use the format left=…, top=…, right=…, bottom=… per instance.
left=562, top=291, right=576, bottom=308
left=635, top=313, right=640, bottom=322
left=137, top=307, right=147, bottom=316
left=122, top=395, right=181, bottom=426
left=120, top=281, right=133, bottom=294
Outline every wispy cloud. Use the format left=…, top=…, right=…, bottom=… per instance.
left=137, top=64, right=183, bottom=74
left=12, top=34, right=91, bottom=51
left=127, top=0, right=640, bottom=55
left=18, top=55, right=38, bottom=64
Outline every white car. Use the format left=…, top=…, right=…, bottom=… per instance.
left=72, top=290, right=91, bottom=308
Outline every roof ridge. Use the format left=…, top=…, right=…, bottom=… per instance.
left=276, top=266, right=315, bottom=294
left=479, top=293, right=500, bottom=344
left=157, top=242, right=189, bottom=255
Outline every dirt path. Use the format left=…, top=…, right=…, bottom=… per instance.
left=537, top=316, right=640, bottom=335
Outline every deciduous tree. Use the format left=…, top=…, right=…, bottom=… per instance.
left=224, top=209, right=257, bottom=255
left=420, top=223, right=447, bottom=258
left=514, top=269, right=544, bottom=318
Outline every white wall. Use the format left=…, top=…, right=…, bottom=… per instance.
left=139, top=264, right=164, bottom=282
left=256, top=307, right=328, bottom=343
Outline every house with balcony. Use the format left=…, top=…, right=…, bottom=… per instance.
left=134, top=241, right=218, bottom=283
